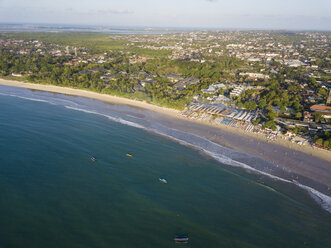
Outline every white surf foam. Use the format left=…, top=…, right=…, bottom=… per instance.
left=64, top=106, right=146, bottom=130
left=0, top=92, right=52, bottom=104
left=293, top=181, right=331, bottom=213
left=2, top=89, right=330, bottom=213
left=152, top=129, right=331, bottom=213
left=65, top=105, right=331, bottom=214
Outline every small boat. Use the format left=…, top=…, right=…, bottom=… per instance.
left=126, top=153, right=133, bottom=157
left=159, top=178, right=168, bottom=184
left=174, top=235, right=189, bottom=244
left=90, top=156, right=97, bottom=162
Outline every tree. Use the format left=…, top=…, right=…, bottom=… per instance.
left=237, top=102, right=244, bottom=108
left=279, top=106, right=286, bottom=112
left=292, top=101, right=301, bottom=111
left=295, top=112, right=302, bottom=119
left=314, top=113, right=324, bottom=123
left=315, top=138, right=323, bottom=146
left=265, top=105, right=274, bottom=112
left=266, top=110, right=276, bottom=120
left=263, top=120, right=276, bottom=130
left=258, top=99, right=267, bottom=109
left=317, top=88, right=328, bottom=98
left=273, top=97, right=282, bottom=107
left=253, top=118, right=261, bottom=125
left=244, top=101, right=257, bottom=111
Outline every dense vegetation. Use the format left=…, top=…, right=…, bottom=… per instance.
left=0, top=32, right=330, bottom=148
left=0, top=32, right=245, bottom=110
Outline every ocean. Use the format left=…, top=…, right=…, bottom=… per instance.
left=0, top=85, right=330, bottom=248
left=0, top=24, right=179, bottom=34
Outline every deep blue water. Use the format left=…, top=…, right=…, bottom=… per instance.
left=0, top=87, right=330, bottom=248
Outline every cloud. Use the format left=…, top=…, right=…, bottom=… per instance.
left=61, top=8, right=134, bottom=16
left=205, top=0, right=218, bottom=2
left=97, top=9, right=134, bottom=15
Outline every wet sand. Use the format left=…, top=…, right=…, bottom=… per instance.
left=147, top=112, right=331, bottom=195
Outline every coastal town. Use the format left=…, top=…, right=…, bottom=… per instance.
left=1, top=0, right=331, bottom=244
left=0, top=31, right=330, bottom=150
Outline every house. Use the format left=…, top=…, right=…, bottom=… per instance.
left=239, top=72, right=270, bottom=80
left=201, top=83, right=226, bottom=94
left=308, top=96, right=316, bottom=103
left=144, top=75, right=156, bottom=82
left=165, top=73, right=183, bottom=83
left=303, top=111, right=313, bottom=122
left=11, top=73, right=23, bottom=77
left=283, top=60, right=306, bottom=67
left=129, top=57, right=147, bottom=64
left=138, top=71, right=149, bottom=77
left=247, top=57, right=261, bottom=62
left=174, top=77, right=200, bottom=90
left=79, top=67, right=105, bottom=75
left=213, top=95, right=230, bottom=103
left=133, top=83, right=144, bottom=91
left=310, top=105, right=331, bottom=119
left=213, top=83, right=226, bottom=89
left=140, top=78, right=157, bottom=87
left=100, top=73, right=117, bottom=81
left=193, top=94, right=200, bottom=101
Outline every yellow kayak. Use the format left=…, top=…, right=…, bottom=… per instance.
left=126, top=153, right=133, bottom=157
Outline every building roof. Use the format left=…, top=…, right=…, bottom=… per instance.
left=310, top=105, right=331, bottom=111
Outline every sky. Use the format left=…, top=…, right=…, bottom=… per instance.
left=0, top=0, right=330, bottom=30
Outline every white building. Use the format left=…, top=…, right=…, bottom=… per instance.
left=239, top=72, right=270, bottom=80
left=230, top=86, right=245, bottom=98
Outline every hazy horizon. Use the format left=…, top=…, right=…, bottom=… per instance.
left=0, top=0, right=330, bottom=31
left=0, top=22, right=331, bottom=32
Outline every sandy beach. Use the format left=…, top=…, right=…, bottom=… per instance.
left=0, top=79, right=181, bottom=117
left=1, top=79, right=331, bottom=197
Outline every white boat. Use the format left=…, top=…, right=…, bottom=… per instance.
left=159, top=178, right=168, bottom=184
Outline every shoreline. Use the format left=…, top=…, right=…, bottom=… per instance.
left=1, top=78, right=329, bottom=163
left=1, top=79, right=331, bottom=200
left=0, top=79, right=181, bottom=118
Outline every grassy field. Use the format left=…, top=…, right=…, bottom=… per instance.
left=0, top=32, right=171, bottom=57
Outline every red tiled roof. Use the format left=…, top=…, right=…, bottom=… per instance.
left=310, top=105, right=331, bottom=111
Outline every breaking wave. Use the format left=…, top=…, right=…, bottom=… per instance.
left=64, top=106, right=145, bottom=130
left=0, top=92, right=52, bottom=104
left=1, top=85, right=330, bottom=214
left=65, top=105, right=331, bottom=213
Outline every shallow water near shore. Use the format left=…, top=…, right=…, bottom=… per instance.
left=0, top=86, right=331, bottom=247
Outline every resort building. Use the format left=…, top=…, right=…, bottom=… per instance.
left=230, top=86, right=245, bottom=98
left=310, top=105, right=331, bottom=119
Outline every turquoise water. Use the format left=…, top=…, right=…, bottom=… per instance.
left=0, top=89, right=330, bottom=248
